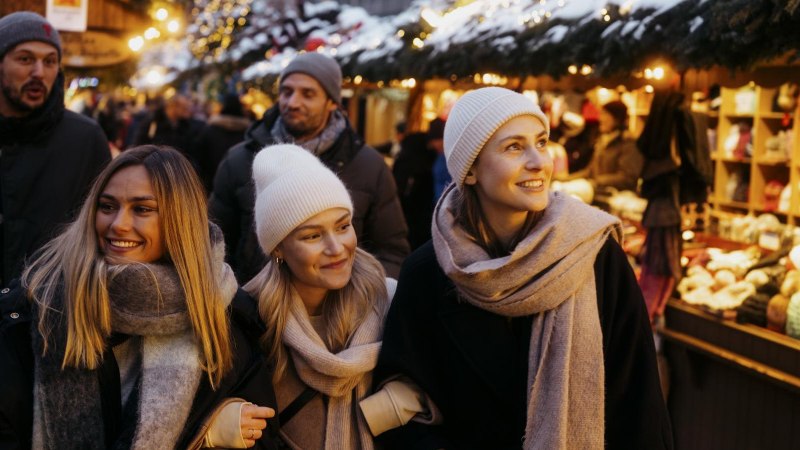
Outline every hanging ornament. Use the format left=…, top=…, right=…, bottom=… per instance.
left=305, top=36, right=326, bottom=51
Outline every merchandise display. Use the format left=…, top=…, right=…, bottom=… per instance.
left=550, top=178, right=594, bottom=204
left=606, top=189, right=647, bottom=222
left=676, top=240, right=800, bottom=338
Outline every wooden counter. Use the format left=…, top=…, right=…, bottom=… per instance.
left=660, top=299, right=800, bottom=450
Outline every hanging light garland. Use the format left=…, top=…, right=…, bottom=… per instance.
left=187, top=0, right=254, bottom=62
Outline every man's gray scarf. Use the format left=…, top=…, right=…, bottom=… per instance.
left=31, top=239, right=237, bottom=449
left=432, top=187, right=622, bottom=450
left=270, top=109, right=347, bottom=156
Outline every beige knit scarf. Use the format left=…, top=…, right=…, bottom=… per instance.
left=432, top=187, right=622, bottom=450
left=282, top=279, right=395, bottom=450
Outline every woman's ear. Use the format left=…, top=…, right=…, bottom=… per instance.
left=464, top=170, right=477, bottom=186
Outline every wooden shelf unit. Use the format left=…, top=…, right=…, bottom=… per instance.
left=710, top=84, right=800, bottom=223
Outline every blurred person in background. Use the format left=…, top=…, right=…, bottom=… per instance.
left=392, top=124, right=436, bottom=250
left=133, top=93, right=199, bottom=160
left=566, top=100, right=643, bottom=194
left=194, top=93, right=252, bottom=192
left=428, top=118, right=450, bottom=203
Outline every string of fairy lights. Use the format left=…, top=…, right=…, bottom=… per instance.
left=133, top=0, right=670, bottom=90
left=187, top=0, right=253, bottom=61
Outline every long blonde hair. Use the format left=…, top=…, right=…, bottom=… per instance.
left=22, top=145, right=233, bottom=388
left=245, top=247, right=388, bottom=382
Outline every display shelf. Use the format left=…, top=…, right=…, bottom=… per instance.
left=755, top=159, right=790, bottom=166
left=710, top=84, right=800, bottom=229
left=712, top=199, right=750, bottom=210
left=716, top=156, right=751, bottom=164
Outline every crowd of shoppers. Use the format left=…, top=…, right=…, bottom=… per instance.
left=0, top=11, right=671, bottom=450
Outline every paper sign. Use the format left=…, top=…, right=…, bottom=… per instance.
left=47, top=0, right=88, bottom=32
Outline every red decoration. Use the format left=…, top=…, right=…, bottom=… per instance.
left=304, top=37, right=326, bottom=51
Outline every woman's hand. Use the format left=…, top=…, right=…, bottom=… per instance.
left=241, top=403, right=275, bottom=447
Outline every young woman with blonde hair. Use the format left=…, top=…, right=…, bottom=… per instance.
left=0, top=145, right=277, bottom=449
left=375, top=87, right=672, bottom=450
left=245, top=144, right=434, bottom=450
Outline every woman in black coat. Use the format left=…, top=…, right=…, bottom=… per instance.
left=0, top=146, right=278, bottom=449
left=374, top=88, right=672, bottom=450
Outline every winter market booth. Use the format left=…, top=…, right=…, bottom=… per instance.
left=134, top=1, right=800, bottom=447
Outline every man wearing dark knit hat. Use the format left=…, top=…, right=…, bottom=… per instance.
left=211, top=52, right=409, bottom=281
left=0, top=11, right=110, bottom=288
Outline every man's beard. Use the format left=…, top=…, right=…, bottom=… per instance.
left=1, top=78, right=48, bottom=114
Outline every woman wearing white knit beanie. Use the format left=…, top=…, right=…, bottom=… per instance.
left=374, top=87, right=672, bottom=449
left=245, top=144, right=436, bottom=450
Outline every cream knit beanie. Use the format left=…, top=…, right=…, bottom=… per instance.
left=252, top=144, right=353, bottom=254
left=444, top=87, right=549, bottom=187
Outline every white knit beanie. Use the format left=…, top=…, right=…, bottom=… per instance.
left=252, top=144, right=353, bottom=254
left=444, top=87, right=550, bottom=187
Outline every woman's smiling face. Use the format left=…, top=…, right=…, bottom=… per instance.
left=465, top=115, right=552, bottom=226
left=95, top=165, right=165, bottom=263
left=275, top=208, right=357, bottom=305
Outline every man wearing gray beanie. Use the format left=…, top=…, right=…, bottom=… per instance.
left=211, top=52, right=409, bottom=280
left=0, top=11, right=110, bottom=288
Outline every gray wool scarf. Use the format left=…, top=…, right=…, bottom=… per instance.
left=432, top=187, right=622, bottom=450
left=31, top=229, right=237, bottom=450
left=271, top=109, right=347, bottom=156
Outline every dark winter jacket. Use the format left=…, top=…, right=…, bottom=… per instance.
left=132, top=109, right=203, bottom=158
left=374, top=239, right=673, bottom=450
left=0, top=282, right=279, bottom=450
left=391, top=132, right=436, bottom=250
left=584, top=133, right=643, bottom=192
left=0, top=106, right=110, bottom=288
left=209, top=106, right=409, bottom=281
left=193, top=114, right=252, bottom=193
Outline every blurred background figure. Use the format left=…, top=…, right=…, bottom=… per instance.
left=429, top=118, right=450, bottom=202
left=392, top=124, right=436, bottom=250
left=375, top=121, right=407, bottom=167
left=193, top=93, right=252, bottom=192
left=133, top=93, right=201, bottom=160
left=566, top=100, right=643, bottom=201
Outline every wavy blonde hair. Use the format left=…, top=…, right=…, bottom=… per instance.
left=22, top=145, right=233, bottom=388
left=245, top=247, right=388, bottom=382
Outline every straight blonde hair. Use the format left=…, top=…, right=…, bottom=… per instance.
left=22, top=145, right=233, bottom=388
left=245, top=247, right=388, bottom=383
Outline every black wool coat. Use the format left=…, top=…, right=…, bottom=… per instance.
left=374, top=239, right=673, bottom=450
left=0, top=282, right=279, bottom=450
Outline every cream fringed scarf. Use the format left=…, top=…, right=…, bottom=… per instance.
left=282, top=279, right=395, bottom=450
left=432, top=187, right=623, bottom=450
